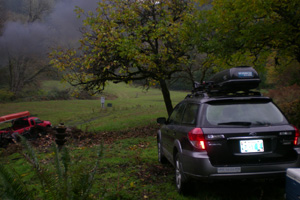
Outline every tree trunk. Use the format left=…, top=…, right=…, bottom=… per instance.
left=159, top=79, right=173, bottom=116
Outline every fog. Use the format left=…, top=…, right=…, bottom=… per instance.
left=0, top=0, right=99, bottom=65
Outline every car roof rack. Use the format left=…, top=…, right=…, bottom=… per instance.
left=185, top=66, right=262, bottom=99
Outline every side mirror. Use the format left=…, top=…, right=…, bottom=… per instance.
left=157, top=117, right=167, bottom=124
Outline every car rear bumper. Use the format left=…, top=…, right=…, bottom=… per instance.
left=180, top=148, right=300, bottom=180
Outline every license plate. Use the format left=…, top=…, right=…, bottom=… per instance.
left=240, top=139, right=264, bottom=153
left=217, top=167, right=241, bottom=173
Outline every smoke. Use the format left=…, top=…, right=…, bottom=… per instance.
left=0, top=0, right=99, bottom=65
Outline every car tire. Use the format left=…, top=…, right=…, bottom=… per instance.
left=0, top=134, right=13, bottom=148
left=157, top=138, right=168, bottom=164
left=0, top=136, right=6, bottom=148
left=175, top=153, right=190, bottom=195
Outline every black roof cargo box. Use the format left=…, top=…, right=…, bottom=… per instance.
left=209, top=66, right=260, bottom=92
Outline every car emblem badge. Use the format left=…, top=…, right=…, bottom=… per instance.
left=249, top=132, right=257, bottom=136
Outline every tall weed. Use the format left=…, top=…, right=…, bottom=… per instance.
left=0, top=136, right=103, bottom=200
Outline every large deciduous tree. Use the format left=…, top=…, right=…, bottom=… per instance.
left=0, top=20, right=52, bottom=96
left=50, top=0, right=195, bottom=115
left=193, top=0, right=300, bottom=72
left=7, top=55, right=49, bottom=95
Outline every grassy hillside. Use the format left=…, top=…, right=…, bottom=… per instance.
left=0, top=82, right=186, bottom=131
left=0, top=82, right=286, bottom=200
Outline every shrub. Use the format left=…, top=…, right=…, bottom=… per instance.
left=266, top=84, right=300, bottom=127
left=0, top=89, right=15, bottom=102
left=47, top=88, right=71, bottom=100
left=279, top=100, right=300, bottom=128
left=266, top=84, right=300, bottom=105
left=74, top=90, right=98, bottom=100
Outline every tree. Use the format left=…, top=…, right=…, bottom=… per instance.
left=50, top=0, right=195, bottom=116
left=25, top=0, right=55, bottom=22
left=0, top=0, right=7, bottom=33
left=0, top=20, right=53, bottom=96
left=193, top=0, right=300, bottom=72
left=7, top=55, right=50, bottom=95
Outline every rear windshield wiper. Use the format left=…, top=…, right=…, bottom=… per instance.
left=218, top=122, right=252, bottom=126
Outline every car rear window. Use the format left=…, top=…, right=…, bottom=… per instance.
left=205, top=101, right=288, bottom=126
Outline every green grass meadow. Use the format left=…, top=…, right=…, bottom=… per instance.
left=0, top=135, right=285, bottom=200
left=0, top=82, right=185, bottom=131
left=0, top=82, right=286, bottom=199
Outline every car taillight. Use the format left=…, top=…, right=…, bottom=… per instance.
left=294, top=126, right=300, bottom=146
left=188, top=128, right=206, bottom=150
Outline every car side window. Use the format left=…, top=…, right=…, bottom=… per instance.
left=182, top=103, right=199, bottom=125
left=168, top=103, right=186, bottom=125
left=34, top=118, right=43, bottom=124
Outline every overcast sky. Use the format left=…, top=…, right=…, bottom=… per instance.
left=0, top=0, right=99, bottom=65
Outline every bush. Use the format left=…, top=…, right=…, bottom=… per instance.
left=266, top=84, right=300, bottom=104
left=0, top=89, right=15, bottom=102
left=74, top=90, right=98, bottom=100
left=266, top=84, right=300, bottom=127
left=278, top=100, right=300, bottom=128
left=46, top=88, right=71, bottom=100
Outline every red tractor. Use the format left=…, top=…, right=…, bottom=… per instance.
left=0, top=111, right=52, bottom=147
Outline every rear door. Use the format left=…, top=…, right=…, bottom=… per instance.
left=161, top=103, right=186, bottom=157
left=161, top=102, right=201, bottom=158
left=201, top=99, right=298, bottom=166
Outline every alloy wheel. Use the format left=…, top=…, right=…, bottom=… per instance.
left=175, top=157, right=182, bottom=190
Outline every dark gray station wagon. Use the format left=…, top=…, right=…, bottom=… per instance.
left=157, top=66, right=300, bottom=194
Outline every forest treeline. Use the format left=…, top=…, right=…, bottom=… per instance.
left=0, top=0, right=299, bottom=124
